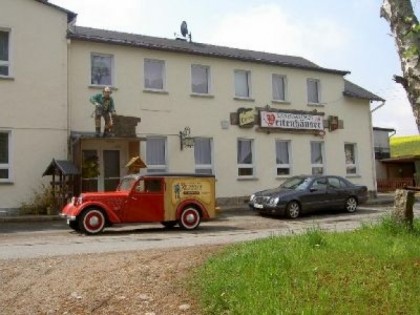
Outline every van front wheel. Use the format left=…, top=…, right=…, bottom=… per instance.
left=179, top=207, right=201, bottom=230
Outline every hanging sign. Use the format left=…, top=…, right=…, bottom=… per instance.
left=260, top=110, right=324, bottom=130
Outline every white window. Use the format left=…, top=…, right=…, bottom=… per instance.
left=144, top=59, right=165, bottom=90
left=0, top=131, right=11, bottom=181
left=146, top=137, right=167, bottom=173
left=275, top=140, right=290, bottom=176
left=191, top=64, right=210, bottom=94
left=234, top=70, right=251, bottom=98
left=344, top=143, right=358, bottom=175
left=194, top=138, right=213, bottom=174
left=237, top=139, right=254, bottom=176
left=0, top=30, right=10, bottom=77
left=311, top=141, right=324, bottom=175
left=272, top=74, right=287, bottom=101
left=307, top=79, right=321, bottom=104
left=91, top=53, right=113, bottom=86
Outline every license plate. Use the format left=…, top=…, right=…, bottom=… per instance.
left=254, top=203, right=263, bottom=209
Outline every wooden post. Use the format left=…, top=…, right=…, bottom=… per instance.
left=392, top=189, right=415, bottom=228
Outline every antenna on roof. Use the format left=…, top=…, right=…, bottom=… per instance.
left=176, top=21, right=192, bottom=42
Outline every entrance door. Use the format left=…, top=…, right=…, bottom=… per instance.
left=103, top=150, right=120, bottom=191
left=81, top=149, right=121, bottom=192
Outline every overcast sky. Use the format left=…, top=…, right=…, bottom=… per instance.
left=50, top=0, right=420, bottom=136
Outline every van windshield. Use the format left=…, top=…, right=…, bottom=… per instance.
left=117, top=177, right=137, bottom=192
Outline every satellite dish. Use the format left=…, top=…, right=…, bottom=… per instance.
left=181, top=21, right=189, bottom=37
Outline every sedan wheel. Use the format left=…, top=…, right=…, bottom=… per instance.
left=179, top=207, right=201, bottom=230
left=286, top=201, right=300, bottom=219
left=79, top=209, right=106, bottom=235
left=345, top=197, right=358, bottom=213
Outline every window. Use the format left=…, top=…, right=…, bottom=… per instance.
left=234, top=70, right=251, bottom=98
left=146, top=137, right=167, bottom=173
left=194, top=138, right=213, bottom=174
left=237, top=139, right=254, bottom=176
left=344, top=143, right=357, bottom=175
left=307, top=79, right=321, bottom=104
left=275, top=140, right=290, bottom=176
left=311, top=141, right=324, bottom=175
left=0, top=131, right=11, bottom=181
left=144, top=59, right=165, bottom=90
left=272, top=74, right=287, bottom=101
left=0, top=30, right=10, bottom=76
left=191, top=64, right=210, bottom=94
left=91, top=53, right=113, bottom=86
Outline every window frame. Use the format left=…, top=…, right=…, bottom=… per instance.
left=234, top=69, right=252, bottom=99
left=194, top=137, right=213, bottom=174
left=146, top=137, right=167, bottom=173
left=0, top=130, right=12, bottom=182
left=310, top=141, right=325, bottom=175
left=307, top=78, right=321, bottom=104
left=191, top=64, right=211, bottom=95
left=237, top=138, right=255, bottom=177
left=344, top=143, right=358, bottom=176
left=272, top=74, right=287, bottom=102
left=90, top=53, right=114, bottom=86
left=144, top=59, right=166, bottom=91
left=275, top=140, right=291, bottom=176
left=0, top=28, right=11, bottom=78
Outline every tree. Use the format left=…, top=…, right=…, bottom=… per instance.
left=381, top=0, right=420, bottom=133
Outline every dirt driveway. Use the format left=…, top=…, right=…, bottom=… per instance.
left=0, top=207, right=392, bottom=314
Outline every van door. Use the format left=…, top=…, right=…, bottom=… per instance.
left=122, top=178, right=165, bottom=223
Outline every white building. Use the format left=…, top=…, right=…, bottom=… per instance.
left=0, top=0, right=384, bottom=214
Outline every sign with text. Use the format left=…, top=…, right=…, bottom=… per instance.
left=260, top=111, right=324, bottom=130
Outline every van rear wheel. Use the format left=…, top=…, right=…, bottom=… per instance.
left=179, top=207, right=201, bottom=230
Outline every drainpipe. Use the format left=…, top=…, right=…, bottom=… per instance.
left=370, top=101, right=385, bottom=113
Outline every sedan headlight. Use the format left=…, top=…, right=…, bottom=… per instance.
left=249, top=194, right=256, bottom=202
left=269, top=197, right=280, bottom=206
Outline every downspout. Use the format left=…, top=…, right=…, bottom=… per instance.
left=369, top=101, right=379, bottom=198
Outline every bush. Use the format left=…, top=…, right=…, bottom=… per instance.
left=20, top=184, right=60, bottom=215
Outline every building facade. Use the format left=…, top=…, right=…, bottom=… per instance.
left=0, top=0, right=384, bottom=214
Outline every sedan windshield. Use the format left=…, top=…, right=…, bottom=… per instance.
left=280, top=177, right=312, bottom=190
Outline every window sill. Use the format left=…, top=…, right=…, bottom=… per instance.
left=0, top=181, right=14, bottom=185
left=346, top=174, right=360, bottom=178
left=89, top=85, right=118, bottom=91
left=234, top=97, right=255, bottom=102
left=0, top=76, right=14, bottom=81
left=272, top=100, right=290, bottom=105
left=143, top=89, right=169, bottom=95
left=190, top=93, right=214, bottom=98
left=307, top=102, right=325, bottom=107
left=237, top=176, right=258, bottom=181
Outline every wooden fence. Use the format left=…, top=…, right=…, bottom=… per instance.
left=377, top=178, right=415, bottom=192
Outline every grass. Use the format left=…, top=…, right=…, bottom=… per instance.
left=190, top=217, right=420, bottom=314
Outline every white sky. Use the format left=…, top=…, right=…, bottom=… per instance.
left=50, top=0, right=420, bottom=136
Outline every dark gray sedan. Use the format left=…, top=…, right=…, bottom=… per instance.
left=249, top=175, right=368, bottom=219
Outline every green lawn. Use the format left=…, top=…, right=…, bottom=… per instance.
left=191, top=217, right=420, bottom=314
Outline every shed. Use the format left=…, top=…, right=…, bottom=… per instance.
left=43, top=159, right=80, bottom=210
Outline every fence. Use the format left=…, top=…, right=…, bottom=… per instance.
left=377, top=178, right=415, bottom=192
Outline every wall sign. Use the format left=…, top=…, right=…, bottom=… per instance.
left=260, top=110, right=324, bottom=130
left=238, top=108, right=255, bottom=128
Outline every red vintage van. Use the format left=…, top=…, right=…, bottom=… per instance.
left=60, top=173, right=217, bottom=235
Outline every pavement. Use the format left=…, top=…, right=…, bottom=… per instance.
left=0, top=193, right=399, bottom=223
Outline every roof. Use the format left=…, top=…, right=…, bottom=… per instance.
left=43, top=159, right=80, bottom=176
left=34, top=0, right=77, bottom=23
left=343, top=80, right=384, bottom=102
left=373, top=127, right=396, bottom=132
left=68, top=26, right=350, bottom=75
